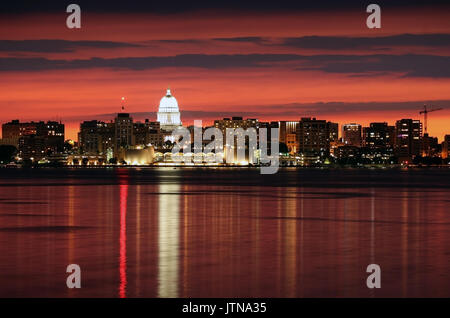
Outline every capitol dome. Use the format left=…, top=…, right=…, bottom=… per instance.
left=157, top=87, right=182, bottom=132
left=159, top=88, right=179, bottom=112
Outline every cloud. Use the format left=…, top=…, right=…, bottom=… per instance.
left=295, top=54, right=450, bottom=78
left=213, top=37, right=266, bottom=43
left=0, top=53, right=302, bottom=71
left=0, top=39, right=142, bottom=53
left=282, top=34, right=450, bottom=50
left=1, top=53, right=449, bottom=78
left=155, top=39, right=204, bottom=44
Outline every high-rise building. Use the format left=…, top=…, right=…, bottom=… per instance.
left=37, top=121, right=65, bottom=152
left=145, top=120, right=163, bottom=147
left=422, top=133, right=439, bottom=157
left=157, top=88, right=182, bottom=132
left=279, top=121, right=299, bottom=153
left=78, top=117, right=161, bottom=161
left=213, top=117, right=260, bottom=164
left=2, top=120, right=64, bottom=150
left=134, top=120, right=163, bottom=148
left=442, top=135, right=450, bottom=159
left=328, top=122, right=339, bottom=143
left=258, top=121, right=279, bottom=153
left=78, top=120, right=115, bottom=155
left=363, top=122, right=395, bottom=148
left=2, top=120, right=37, bottom=141
left=296, top=117, right=330, bottom=156
left=2, top=120, right=65, bottom=160
left=18, top=135, right=46, bottom=161
left=115, top=113, right=134, bottom=151
left=342, top=123, right=362, bottom=147
left=395, top=119, right=422, bottom=161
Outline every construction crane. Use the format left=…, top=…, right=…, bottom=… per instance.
left=419, top=105, right=443, bottom=134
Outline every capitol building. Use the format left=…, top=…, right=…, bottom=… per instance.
left=157, top=87, right=182, bottom=132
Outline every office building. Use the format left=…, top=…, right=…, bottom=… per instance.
left=342, top=123, right=362, bottom=147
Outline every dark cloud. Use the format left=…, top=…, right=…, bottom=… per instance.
left=0, top=53, right=302, bottom=71
left=213, top=37, right=265, bottom=43
left=3, top=34, right=448, bottom=55
left=1, top=53, right=449, bottom=78
left=154, top=33, right=450, bottom=50
left=155, top=39, right=204, bottom=44
left=0, top=39, right=141, bottom=53
left=295, top=54, right=450, bottom=78
left=282, top=34, right=450, bottom=50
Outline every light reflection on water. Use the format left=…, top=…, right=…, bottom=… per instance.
left=119, top=184, right=127, bottom=298
left=158, top=184, right=180, bottom=298
left=0, top=168, right=449, bottom=297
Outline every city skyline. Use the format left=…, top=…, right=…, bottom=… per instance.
left=0, top=95, right=448, bottom=143
left=2, top=110, right=449, bottom=167
left=1, top=3, right=450, bottom=141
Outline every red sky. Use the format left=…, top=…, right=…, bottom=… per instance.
left=0, top=6, right=449, bottom=141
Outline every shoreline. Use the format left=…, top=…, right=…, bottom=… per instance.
left=1, top=164, right=450, bottom=170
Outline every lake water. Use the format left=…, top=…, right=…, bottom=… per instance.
left=0, top=167, right=449, bottom=297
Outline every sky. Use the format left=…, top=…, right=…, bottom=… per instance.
left=0, top=1, right=449, bottom=141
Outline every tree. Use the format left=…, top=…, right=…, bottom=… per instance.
left=0, top=145, right=17, bottom=164
left=64, top=141, right=74, bottom=152
left=279, top=142, right=289, bottom=155
left=22, top=158, right=33, bottom=167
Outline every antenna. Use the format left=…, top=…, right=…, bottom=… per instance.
left=121, top=97, right=125, bottom=112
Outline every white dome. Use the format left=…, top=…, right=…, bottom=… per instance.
left=158, top=88, right=179, bottom=112
left=157, top=88, right=182, bottom=131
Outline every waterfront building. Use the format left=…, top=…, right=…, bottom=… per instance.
left=18, top=135, right=46, bottom=161
left=2, top=120, right=65, bottom=161
left=442, top=135, right=450, bottom=159
left=342, top=123, right=362, bottom=147
left=279, top=121, right=299, bottom=154
left=78, top=120, right=115, bottom=155
left=213, top=117, right=259, bottom=164
left=422, top=133, right=440, bottom=157
left=395, top=119, right=422, bottom=162
left=328, top=122, right=339, bottom=143
left=363, top=122, right=395, bottom=149
left=2, top=120, right=64, bottom=151
left=296, top=117, right=330, bottom=157
left=115, top=113, right=134, bottom=151
left=335, top=145, right=361, bottom=163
